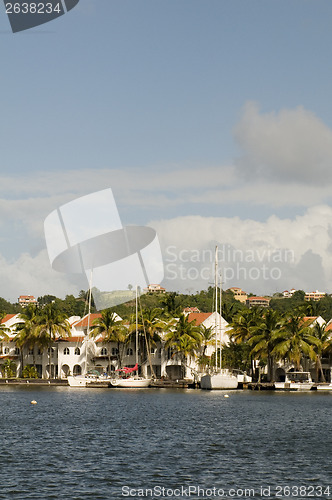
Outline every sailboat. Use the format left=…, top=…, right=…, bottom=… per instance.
left=110, top=286, right=151, bottom=388
left=68, top=275, right=98, bottom=387
left=200, top=247, right=238, bottom=390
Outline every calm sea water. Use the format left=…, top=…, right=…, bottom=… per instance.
left=0, top=387, right=331, bottom=500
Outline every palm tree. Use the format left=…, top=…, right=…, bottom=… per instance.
left=36, top=304, right=71, bottom=379
left=0, top=312, right=10, bottom=353
left=140, top=308, right=164, bottom=354
left=91, top=310, right=126, bottom=372
left=249, top=309, right=284, bottom=382
left=272, top=313, right=317, bottom=371
left=311, top=322, right=332, bottom=382
left=14, top=304, right=39, bottom=375
left=229, top=308, right=263, bottom=378
left=165, top=314, right=201, bottom=378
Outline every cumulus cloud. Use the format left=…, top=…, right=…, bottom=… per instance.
left=0, top=250, right=86, bottom=303
left=234, top=101, right=332, bottom=184
left=150, top=205, right=332, bottom=295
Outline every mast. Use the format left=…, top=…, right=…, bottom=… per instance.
left=136, top=285, right=138, bottom=367
left=219, top=269, right=222, bottom=370
left=86, top=269, right=93, bottom=375
left=215, top=246, right=218, bottom=371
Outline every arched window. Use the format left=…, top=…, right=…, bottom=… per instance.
left=101, top=347, right=107, bottom=356
left=64, top=347, right=70, bottom=355
left=4, top=347, right=9, bottom=354
left=14, top=348, right=20, bottom=355
left=112, top=347, right=118, bottom=356
left=74, top=347, right=80, bottom=355
left=73, top=364, right=82, bottom=376
left=28, top=349, right=34, bottom=355
left=127, top=348, right=133, bottom=356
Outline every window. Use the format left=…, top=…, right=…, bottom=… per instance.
left=101, top=347, right=108, bottom=356
left=112, top=348, right=118, bottom=356
left=74, top=347, right=80, bottom=355
left=28, top=349, right=34, bottom=355
left=37, top=348, right=42, bottom=355
left=127, top=348, right=133, bottom=356
left=48, top=347, right=55, bottom=356
left=14, top=348, right=20, bottom=355
left=64, top=347, right=70, bottom=355
left=4, top=347, right=9, bottom=354
left=150, top=348, right=156, bottom=355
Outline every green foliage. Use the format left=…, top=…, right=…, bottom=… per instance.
left=212, top=342, right=251, bottom=372
left=22, top=364, right=38, bottom=378
left=1, top=359, right=17, bottom=378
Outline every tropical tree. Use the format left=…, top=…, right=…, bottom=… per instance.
left=14, top=304, right=40, bottom=375
left=0, top=312, right=10, bottom=353
left=22, top=364, right=38, bottom=379
left=91, top=310, right=127, bottom=371
left=272, top=313, right=318, bottom=371
left=140, top=308, right=164, bottom=353
left=249, top=309, right=284, bottom=382
left=311, top=322, right=332, bottom=382
left=165, top=314, right=201, bottom=378
left=36, top=304, right=71, bottom=379
left=1, top=359, right=17, bottom=378
left=229, top=308, right=263, bottom=377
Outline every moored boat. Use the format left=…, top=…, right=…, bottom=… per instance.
left=274, top=371, right=314, bottom=391
left=111, top=377, right=151, bottom=388
left=200, top=370, right=238, bottom=390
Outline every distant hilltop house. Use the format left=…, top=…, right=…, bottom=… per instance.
left=246, top=296, right=270, bottom=308
left=305, top=290, right=326, bottom=301
left=144, top=284, right=166, bottom=294
left=282, top=288, right=296, bottom=298
left=18, top=295, right=37, bottom=308
left=227, top=287, right=248, bottom=303
left=183, top=307, right=201, bottom=315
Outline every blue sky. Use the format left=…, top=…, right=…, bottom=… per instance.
left=1, top=0, right=332, bottom=302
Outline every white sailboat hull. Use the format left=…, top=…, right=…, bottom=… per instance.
left=200, top=371, right=238, bottom=390
left=67, top=376, right=88, bottom=387
left=111, top=377, right=151, bottom=388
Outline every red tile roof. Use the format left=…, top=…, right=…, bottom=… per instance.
left=187, top=312, right=212, bottom=325
left=59, top=336, right=84, bottom=342
left=1, top=314, right=16, bottom=324
left=73, top=313, right=102, bottom=328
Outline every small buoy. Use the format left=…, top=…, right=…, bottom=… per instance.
left=224, top=394, right=229, bottom=398
left=30, top=400, right=37, bottom=405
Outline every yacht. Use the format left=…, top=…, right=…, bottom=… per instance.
left=274, top=371, right=314, bottom=391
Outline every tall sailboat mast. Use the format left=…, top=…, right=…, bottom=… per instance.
left=86, top=269, right=93, bottom=375
left=215, top=246, right=218, bottom=371
left=136, top=285, right=138, bottom=367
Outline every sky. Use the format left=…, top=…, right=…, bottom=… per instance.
left=0, top=0, right=332, bottom=303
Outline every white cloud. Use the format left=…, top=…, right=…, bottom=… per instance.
left=234, top=101, right=332, bottom=184
left=150, top=205, right=332, bottom=295
left=0, top=250, right=86, bottom=303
